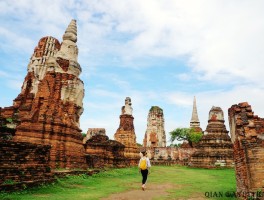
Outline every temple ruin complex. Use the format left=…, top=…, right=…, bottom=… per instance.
left=2, top=17, right=264, bottom=197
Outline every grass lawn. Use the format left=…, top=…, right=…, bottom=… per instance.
left=0, top=165, right=236, bottom=200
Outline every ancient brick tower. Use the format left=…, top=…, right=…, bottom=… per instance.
left=190, top=106, right=233, bottom=168
left=143, top=106, right=166, bottom=147
left=114, top=97, right=139, bottom=164
left=229, top=102, right=264, bottom=194
left=190, top=96, right=202, bottom=132
left=3, top=19, right=86, bottom=169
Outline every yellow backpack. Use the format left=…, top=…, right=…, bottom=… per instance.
left=140, top=158, right=147, bottom=170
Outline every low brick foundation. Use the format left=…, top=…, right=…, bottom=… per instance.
left=0, top=140, right=54, bottom=191
left=150, top=160, right=179, bottom=166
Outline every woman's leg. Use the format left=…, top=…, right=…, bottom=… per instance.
left=141, top=169, right=148, bottom=184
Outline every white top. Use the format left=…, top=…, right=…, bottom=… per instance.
left=124, top=104, right=133, bottom=115
left=138, top=157, right=151, bottom=168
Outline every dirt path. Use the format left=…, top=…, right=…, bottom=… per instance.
left=101, top=183, right=207, bottom=200
left=101, top=183, right=174, bottom=200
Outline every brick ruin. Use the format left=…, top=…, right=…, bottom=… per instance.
left=144, top=146, right=195, bottom=165
left=114, top=97, right=140, bottom=164
left=148, top=147, right=176, bottom=160
left=190, top=106, right=234, bottom=168
left=0, top=19, right=86, bottom=169
left=83, top=129, right=127, bottom=168
left=143, top=106, right=166, bottom=147
left=228, top=102, right=264, bottom=194
left=83, top=128, right=106, bottom=144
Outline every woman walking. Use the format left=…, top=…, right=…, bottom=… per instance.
left=138, top=151, right=151, bottom=191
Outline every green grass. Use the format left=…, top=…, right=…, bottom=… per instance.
left=151, top=166, right=236, bottom=199
left=0, top=166, right=236, bottom=200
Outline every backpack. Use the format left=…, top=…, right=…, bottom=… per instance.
left=140, top=158, right=147, bottom=170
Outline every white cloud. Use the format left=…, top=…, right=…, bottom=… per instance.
left=73, top=0, right=264, bottom=85
left=0, top=70, right=8, bottom=77
left=177, top=73, right=191, bottom=81
left=2, top=0, right=264, bottom=86
left=2, top=0, right=264, bottom=145
left=0, top=27, right=35, bottom=54
left=6, top=80, right=22, bottom=91
left=165, top=92, right=193, bottom=107
left=87, top=88, right=121, bottom=99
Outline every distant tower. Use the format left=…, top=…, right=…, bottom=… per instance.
left=143, top=106, right=166, bottom=147
left=190, top=96, right=201, bottom=130
left=114, top=97, right=139, bottom=164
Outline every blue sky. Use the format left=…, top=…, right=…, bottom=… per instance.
left=1, top=0, right=264, bottom=144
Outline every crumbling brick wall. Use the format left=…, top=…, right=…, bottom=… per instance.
left=84, top=135, right=128, bottom=168
left=142, top=146, right=195, bottom=166
left=0, top=140, right=53, bottom=191
left=228, top=102, right=264, bottom=194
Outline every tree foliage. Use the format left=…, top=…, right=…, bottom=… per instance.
left=169, top=143, right=181, bottom=148
left=81, top=133, right=86, bottom=138
left=136, top=143, right=143, bottom=147
left=169, top=128, right=203, bottom=147
left=6, top=118, right=13, bottom=123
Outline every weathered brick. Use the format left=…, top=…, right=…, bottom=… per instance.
left=228, top=102, right=264, bottom=197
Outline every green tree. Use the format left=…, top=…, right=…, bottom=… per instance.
left=169, top=128, right=203, bottom=147
left=81, top=132, right=86, bottom=138
left=136, top=143, right=143, bottom=147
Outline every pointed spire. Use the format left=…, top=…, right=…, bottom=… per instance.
left=55, top=19, right=80, bottom=72
left=63, top=19, right=77, bottom=43
left=190, top=96, right=200, bottom=128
